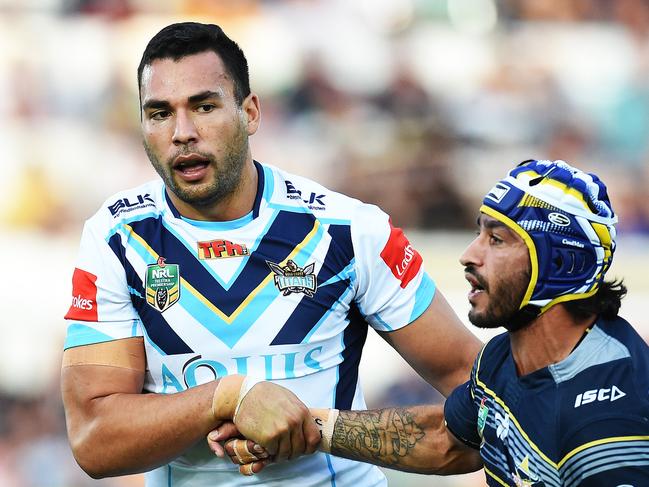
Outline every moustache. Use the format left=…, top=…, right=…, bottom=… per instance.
left=464, top=265, right=489, bottom=292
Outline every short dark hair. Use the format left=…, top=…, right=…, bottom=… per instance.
left=563, top=279, right=627, bottom=321
left=137, top=22, right=250, bottom=104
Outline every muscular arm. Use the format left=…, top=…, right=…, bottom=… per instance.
left=62, top=338, right=319, bottom=478
left=220, top=405, right=482, bottom=476
left=380, top=290, right=482, bottom=396
left=324, top=406, right=481, bottom=475
left=61, top=338, right=225, bottom=478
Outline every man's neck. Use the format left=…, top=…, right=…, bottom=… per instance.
left=169, top=159, right=258, bottom=222
left=509, top=305, right=596, bottom=377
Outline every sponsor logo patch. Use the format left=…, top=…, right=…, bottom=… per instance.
left=485, top=183, right=511, bottom=204
left=267, top=259, right=317, bottom=297
left=108, top=193, right=155, bottom=217
left=574, top=385, right=626, bottom=408
left=198, top=239, right=249, bottom=259
left=548, top=212, right=571, bottom=227
left=285, top=181, right=326, bottom=210
left=477, top=397, right=489, bottom=437
left=145, top=257, right=180, bottom=312
left=380, top=221, right=422, bottom=288
left=65, top=268, right=98, bottom=321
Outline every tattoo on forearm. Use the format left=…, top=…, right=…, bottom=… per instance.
left=331, top=408, right=425, bottom=467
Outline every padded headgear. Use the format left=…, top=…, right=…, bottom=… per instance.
left=481, top=160, right=617, bottom=318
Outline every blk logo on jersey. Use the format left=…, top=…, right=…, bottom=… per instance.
left=146, top=257, right=180, bottom=312
left=285, top=181, right=326, bottom=210
left=380, top=221, right=422, bottom=288
left=108, top=193, right=155, bottom=217
left=267, top=259, right=317, bottom=297
left=198, top=239, right=249, bottom=259
left=65, top=268, right=98, bottom=321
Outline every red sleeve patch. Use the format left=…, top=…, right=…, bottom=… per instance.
left=64, top=268, right=99, bottom=321
left=380, top=221, right=423, bottom=288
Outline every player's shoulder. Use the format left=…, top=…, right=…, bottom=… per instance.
left=263, top=163, right=383, bottom=224
left=471, top=332, right=511, bottom=382
left=554, top=317, right=649, bottom=435
left=85, top=179, right=165, bottom=230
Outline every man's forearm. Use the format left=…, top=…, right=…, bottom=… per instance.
left=313, top=405, right=482, bottom=475
left=62, top=367, right=242, bottom=478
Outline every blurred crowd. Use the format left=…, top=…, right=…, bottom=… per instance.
left=1, top=1, right=649, bottom=485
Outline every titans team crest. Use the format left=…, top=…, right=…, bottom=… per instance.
left=266, top=259, right=317, bottom=297
left=145, top=257, right=180, bottom=312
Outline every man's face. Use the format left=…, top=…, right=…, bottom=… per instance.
left=459, top=213, right=532, bottom=331
left=139, top=51, right=259, bottom=212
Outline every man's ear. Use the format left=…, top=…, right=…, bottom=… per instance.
left=242, top=93, right=260, bottom=135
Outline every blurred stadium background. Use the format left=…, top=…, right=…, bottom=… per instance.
left=1, top=0, right=648, bottom=485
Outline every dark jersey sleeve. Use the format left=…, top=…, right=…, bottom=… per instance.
left=444, top=380, right=481, bottom=449
left=559, top=415, right=649, bottom=486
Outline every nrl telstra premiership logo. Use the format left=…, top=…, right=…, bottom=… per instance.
left=145, top=256, right=180, bottom=312
left=266, top=259, right=317, bottom=297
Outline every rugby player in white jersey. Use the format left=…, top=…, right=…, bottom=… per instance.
left=61, top=22, right=480, bottom=486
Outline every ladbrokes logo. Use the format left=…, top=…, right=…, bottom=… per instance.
left=267, top=259, right=317, bottom=297
left=65, top=268, right=98, bottom=321
left=380, top=221, right=422, bottom=288
left=198, top=239, right=249, bottom=259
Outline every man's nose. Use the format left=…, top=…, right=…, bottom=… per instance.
left=459, top=237, right=482, bottom=268
left=172, top=110, right=198, bottom=145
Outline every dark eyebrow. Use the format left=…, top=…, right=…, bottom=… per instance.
left=477, top=214, right=508, bottom=230
left=142, top=99, right=172, bottom=112
left=188, top=90, right=223, bottom=104
left=142, top=91, right=223, bottom=112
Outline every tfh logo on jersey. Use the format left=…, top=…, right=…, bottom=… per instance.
left=380, top=221, right=423, bottom=288
left=267, top=260, right=317, bottom=297
left=197, top=239, right=249, bottom=259
left=145, top=257, right=180, bottom=312
left=108, top=193, right=155, bottom=217
left=65, top=268, right=98, bottom=321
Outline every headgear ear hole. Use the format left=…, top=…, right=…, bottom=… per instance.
left=567, top=251, right=576, bottom=274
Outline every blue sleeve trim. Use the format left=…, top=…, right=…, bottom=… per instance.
left=64, top=323, right=116, bottom=350
left=409, top=272, right=436, bottom=323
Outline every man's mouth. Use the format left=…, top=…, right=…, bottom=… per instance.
left=465, top=272, right=487, bottom=300
left=173, top=154, right=210, bottom=180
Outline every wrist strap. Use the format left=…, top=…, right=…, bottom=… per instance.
left=311, top=408, right=339, bottom=453
left=211, top=375, right=245, bottom=420
left=233, top=376, right=264, bottom=422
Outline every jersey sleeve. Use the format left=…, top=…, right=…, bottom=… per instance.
left=351, top=204, right=435, bottom=332
left=444, top=374, right=481, bottom=450
left=559, top=415, right=649, bottom=485
left=63, top=217, right=142, bottom=349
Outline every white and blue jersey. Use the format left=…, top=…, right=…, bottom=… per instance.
left=64, top=161, right=436, bottom=487
left=445, top=317, right=649, bottom=486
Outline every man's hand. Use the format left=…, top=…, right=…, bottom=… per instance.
left=212, top=380, right=320, bottom=463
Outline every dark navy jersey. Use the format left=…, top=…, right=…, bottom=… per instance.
left=445, top=316, right=649, bottom=486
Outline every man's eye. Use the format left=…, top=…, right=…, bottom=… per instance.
left=196, top=104, right=215, bottom=113
left=489, top=234, right=503, bottom=245
left=151, top=110, right=170, bottom=120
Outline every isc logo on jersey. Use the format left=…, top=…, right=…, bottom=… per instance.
left=380, top=221, right=422, bottom=288
left=65, top=268, right=98, bottom=321
left=574, top=385, right=626, bottom=408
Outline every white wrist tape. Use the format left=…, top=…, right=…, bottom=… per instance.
left=320, top=409, right=339, bottom=453
left=233, top=376, right=264, bottom=421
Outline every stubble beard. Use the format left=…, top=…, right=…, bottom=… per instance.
left=143, top=124, right=249, bottom=209
left=468, top=266, right=531, bottom=330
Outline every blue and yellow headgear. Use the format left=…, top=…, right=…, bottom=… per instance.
left=481, top=160, right=617, bottom=319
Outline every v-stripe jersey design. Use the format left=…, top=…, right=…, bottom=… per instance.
left=445, top=317, right=649, bottom=486
left=64, top=161, right=435, bottom=487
